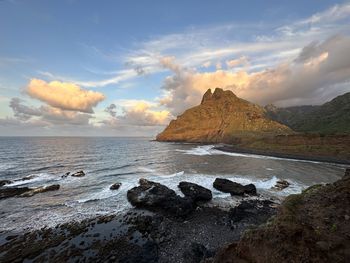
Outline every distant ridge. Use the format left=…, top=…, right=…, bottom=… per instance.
left=265, top=92, right=350, bottom=134
left=156, top=88, right=292, bottom=143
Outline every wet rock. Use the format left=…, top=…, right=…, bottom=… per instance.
left=243, top=183, right=257, bottom=195
left=213, top=178, right=255, bottom=196
left=344, top=168, right=350, bottom=178
left=178, top=182, right=212, bottom=202
left=19, top=184, right=60, bottom=197
left=110, top=182, right=122, bottom=190
left=120, top=241, right=159, bottom=263
left=0, top=187, right=31, bottom=199
left=0, top=180, right=12, bottom=187
left=229, top=200, right=273, bottom=222
left=183, top=243, right=214, bottom=263
left=71, top=171, right=85, bottom=177
left=61, top=172, right=70, bottom=178
left=273, top=179, right=290, bottom=191
left=127, top=178, right=194, bottom=217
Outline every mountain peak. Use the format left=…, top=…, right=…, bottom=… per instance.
left=201, top=88, right=238, bottom=104
left=157, top=89, right=292, bottom=143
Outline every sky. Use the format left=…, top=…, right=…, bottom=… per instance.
left=1, top=0, right=350, bottom=136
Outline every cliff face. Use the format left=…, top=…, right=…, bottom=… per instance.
left=265, top=92, right=350, bottom=134
left=156, top=88, right=292, bottom=143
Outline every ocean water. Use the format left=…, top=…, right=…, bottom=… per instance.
left=0, top=137, right=346, bottom=232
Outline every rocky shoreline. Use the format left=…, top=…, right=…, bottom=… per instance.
left=0, top=169, right=349, bottom=262
left=0, top=176, right=278, bottom=263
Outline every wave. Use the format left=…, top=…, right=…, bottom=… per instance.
left=178, top=145, right=323, bottom=164
left=5, top=173, right=60, bottom=187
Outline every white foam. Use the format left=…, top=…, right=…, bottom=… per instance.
left=178, top=145, right=323, bottom=164
left=5, top=173, right=59, bottom=187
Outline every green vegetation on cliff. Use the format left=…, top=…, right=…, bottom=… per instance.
left=265, top=92, right=350, bottom=134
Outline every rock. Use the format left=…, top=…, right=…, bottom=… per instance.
left=19, top=184, right=60, bottom=197
left=127, top=178, right=194, bottom=217
left=178, top=182, right=212, bottom=202
left=156, top=88, right=292, bottom=143
left=71, top=171, right=85, bottom=177
left=272, top=179, right=290, bottom=191
left=61, top=172, right=70, bottom=178
left=0, top=180, right=12, bottom=187
left=243, top=183, right=257, bottom=195
left=183, top=243, right=213, bottom=263
left=0, top=187, right=31, bottom=199
left=229, top=200, right=273, bottom=222
left=110, top=183, right=122, bottom=190
left=213, top=178, right=246, bottom=195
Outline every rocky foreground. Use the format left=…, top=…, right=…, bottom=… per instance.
left=0, top=169, right=349, bottom=263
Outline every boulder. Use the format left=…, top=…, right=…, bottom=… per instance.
left=110, top=182, right=122, bottom=190
left=19, top=184, right=60, bottom=197
left=0, top=187, right=31, bottom=199
left=273, top=179, right=290, bottom=191
left=244, top=183, right=257, bottom=195
left=213, top=178, right=245, bottom=195
left=71, top=171, right=85, bottom=177
left=0, top=180, right=12, bottom=187
left=127, top=178, right=194, bottom=217
left=178, top=182, right=212, bottom=202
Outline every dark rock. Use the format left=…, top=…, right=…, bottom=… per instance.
left=110, top=182, right=122, bottom=190
left=213, top=178, right=245, bottom=195
left=0, top=187, right=31, bottom=199
left=178, top=182, right=212, bottom=202
left=71, top=171, right=85, bottom=177
left=61, top=172, right=70, bottom=178
left=183, top=243, right=214, bottom=263
left=273, top=179, right=290, bottom=191
left=120, top=241, right=159, bottom=263
left=243, top=183, right=257, bottom=195
left=127, top=178, right=194, bottom=217
left=19, top=184, right=60, bottom=197
left=0, top=180, right=12, bottom=187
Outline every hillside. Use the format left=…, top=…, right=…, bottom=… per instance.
left=265, top=92, right=350, bottom=134
left=156, top=88, right=292, bottom=143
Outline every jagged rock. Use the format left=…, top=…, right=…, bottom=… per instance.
left=156, top=88, right=292, bottom=143
left=0, top=180, right=12, bottom=187
left=272, top=179, right=290, bottom=191
left=19, top=184, right=60, bottom=197
left=127, top=178, right=194, bottom=217
left=110, top=183, right=122, bottom=190
left=178, top=182, right=212, bottom=202
left=71, top=171, right=85, bottom=177
left=0, top=187, right=31, bottom=199
left=229, top=200, right=274, bottom=223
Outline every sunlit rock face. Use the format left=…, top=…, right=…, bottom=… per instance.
left=156, top=88, right=292, bottom=143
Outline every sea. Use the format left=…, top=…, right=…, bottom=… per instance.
left=0, top=137, right=346, bottom=233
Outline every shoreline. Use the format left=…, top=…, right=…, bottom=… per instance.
left=214, top=145, right=350, bottom=165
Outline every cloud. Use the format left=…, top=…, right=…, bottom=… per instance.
left=105, top=103, right=117, bottom=117
left=26, top=79, right=105, bottom=113
left=104, top=100, right=170, bottom=127
left=9, top=98, right=42, bottom=121
left=159, top=35, right=350, bottom=115
left=8, top=97, right=93, bottom=126
left=226, top=56, right=249, bottom=68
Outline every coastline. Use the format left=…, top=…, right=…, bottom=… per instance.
left=214, top=145, right=350, bottom=165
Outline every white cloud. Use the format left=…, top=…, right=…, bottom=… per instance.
left=26, top=79, right=105, bottom=113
